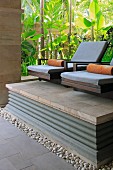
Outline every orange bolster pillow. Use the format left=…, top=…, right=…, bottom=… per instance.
left=47, top=59, right=64, bottom=67
left=87, top=64, right=113, bottom=75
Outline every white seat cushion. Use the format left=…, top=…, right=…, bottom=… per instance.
left=61, top=71, right=113, bottom=85
left=28, top=65, right=64, bottom=74
left=27, top=63, right=75, bottom=74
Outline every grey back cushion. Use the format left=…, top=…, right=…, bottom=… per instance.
left=110, top=58, right=113, bottom=66
left=71, top=41, right=108, bottom=62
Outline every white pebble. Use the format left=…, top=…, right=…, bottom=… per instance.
left=81, top=168, right=85, bottom=170
left=12, top=118, right=16, bottom=122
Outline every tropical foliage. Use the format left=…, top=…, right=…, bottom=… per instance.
left=21, top=0, right=113, bottom=75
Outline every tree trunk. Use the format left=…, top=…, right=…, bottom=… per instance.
left=68, top=0, right=72, bottom=55
left=91, top=26, right=94, bottom=41
left=40, top=0, right=45, bottom=58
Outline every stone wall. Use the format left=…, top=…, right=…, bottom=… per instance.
left=0, top=0, right=21, bottom=106
left=0, top=0, right=21, bottom=8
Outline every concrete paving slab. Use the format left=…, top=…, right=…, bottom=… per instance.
left=32, top=152, right=75, bottom=170
left=0, top=139, right=20, bottom=160
left=9, top=134, right=49, bottom=160
left=7, top=153, right=33, bottom=170
left=0, top=124, right=22, bottom=140
left=0, top=158, right=17, bottom=170
left=21, top=165, right=39, bottom=170
left=0, top=117, right=75, bottom=170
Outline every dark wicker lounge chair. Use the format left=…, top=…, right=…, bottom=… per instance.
left=61, top=59, right=113, bottom=94
left=28, top=41, right=108, bottom=84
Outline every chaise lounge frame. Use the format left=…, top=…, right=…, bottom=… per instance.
left=28, top=41, right=109, bottom=84
left=61, top=61, right=113, bottom=94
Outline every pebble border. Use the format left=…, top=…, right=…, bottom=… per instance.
left=0, top=108, right=113, bottom=170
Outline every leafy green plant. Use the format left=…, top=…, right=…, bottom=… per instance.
left=21, top=0, right=113, bottom=75
left=75, top=0, right=105, bottom=40
left=101, top=26, right=113, bottom=62
left=40, top=0, right=80, bottom=59
left=21, top=0, right=41, bottom=75
left=42, top=0, right=67, bottom=58
left=21, top=29, right=42, bottom=75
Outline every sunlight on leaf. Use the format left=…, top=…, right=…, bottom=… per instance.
left=89, top=0, right=100, bottom=20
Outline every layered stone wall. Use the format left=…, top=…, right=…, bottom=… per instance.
left=5, top=88, right=113, bottom=168
left=0, top=0, right=21, bottom=106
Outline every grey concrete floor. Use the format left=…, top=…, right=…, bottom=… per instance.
left=0, top=117, right=75, bottom=170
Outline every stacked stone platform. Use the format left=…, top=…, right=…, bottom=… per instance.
left=5, top=81, right=113, bottom=168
